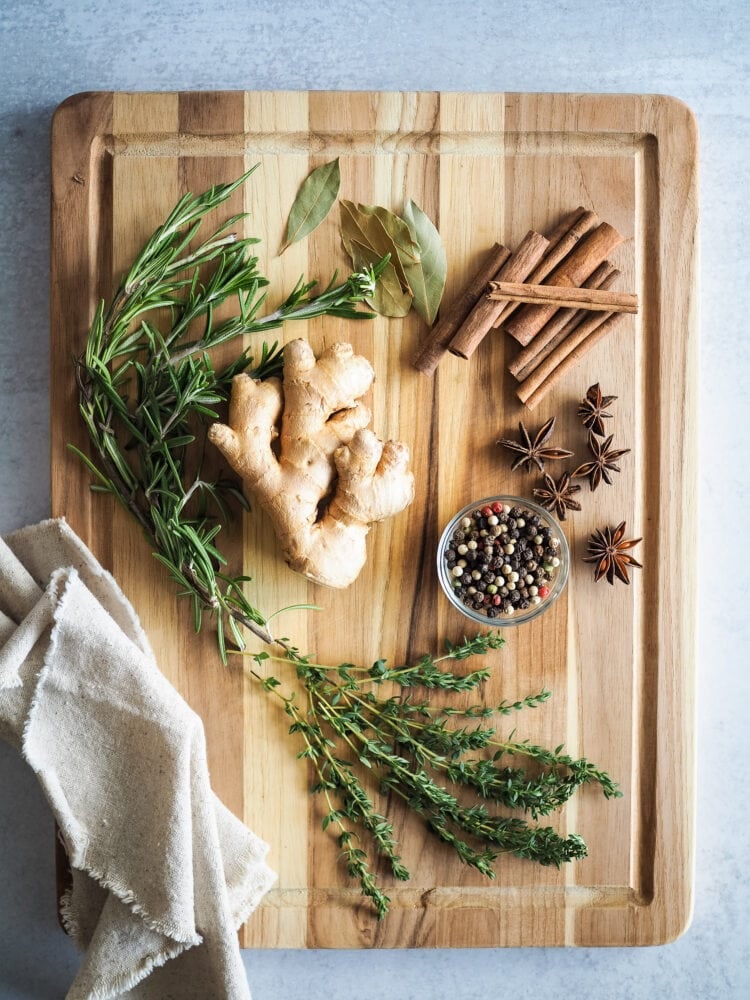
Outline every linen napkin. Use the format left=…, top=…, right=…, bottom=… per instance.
left=0, top=517, right=276, bottom=1000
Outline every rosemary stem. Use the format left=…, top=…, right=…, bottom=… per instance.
left=227, top=609, right=275, bottom=647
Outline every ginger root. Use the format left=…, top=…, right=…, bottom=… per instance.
left=207, top=339, right=414, bottom=588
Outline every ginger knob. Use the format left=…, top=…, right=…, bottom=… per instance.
left=208, top=339, right=414, bottom=588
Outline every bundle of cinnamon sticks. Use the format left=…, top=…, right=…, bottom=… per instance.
left=412, top=207, right=638, bottom=410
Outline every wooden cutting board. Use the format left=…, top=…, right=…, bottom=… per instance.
left=50, top=91, right=698, bottom=948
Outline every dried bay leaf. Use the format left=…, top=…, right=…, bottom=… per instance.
left=359, top=204, right=420, bottom=265
left=402, top=200, right=447, bottom=325
left=340, top=200, right=416, bottom=291
left=340, top=199, right=375, bottom=253
left=339, top=199, right=444, bottom=321
left=281, top=158, right=340, bottom=253
left=349, top=239, right=412, bottom=318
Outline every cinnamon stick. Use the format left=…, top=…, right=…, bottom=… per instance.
left=412, top=243, right=511, bottom=375
left=504, top=222, right=625, bottom=346
left=448, top=231, right=549, bottom=360
left=492, top=208, right=599, bottom=329
left=489, top=281, right=637, bottom=313
left=537, top=206, right=592, bottom=255
left=521, top=314, right=625, bottom=410
left=516, top=309, right=627, bottom=407
left=508, top=264, right=618, bottom=380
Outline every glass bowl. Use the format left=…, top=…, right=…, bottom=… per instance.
left=436, top=495, right=570, bottom=626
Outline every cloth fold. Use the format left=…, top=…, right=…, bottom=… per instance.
left=0, top=518, right=275, bottom=1000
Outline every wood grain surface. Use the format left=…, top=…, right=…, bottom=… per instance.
left=50, top=91, right=698, bottom=948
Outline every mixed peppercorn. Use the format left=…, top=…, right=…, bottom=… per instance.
left=442, top=502, right=562, bottom=619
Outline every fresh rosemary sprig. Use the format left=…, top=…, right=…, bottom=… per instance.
left=72, top=171, right=621, bottom=919
left=72, top=167, right=382, bottom=650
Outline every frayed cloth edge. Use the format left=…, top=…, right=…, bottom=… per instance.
left=65, top=851, right=202, bottom=949
left=58, top=885, right=85, bottom=950
left=229, top=839, right=277, bottom=931
left=65, top=929, right=192, bottom=1000
left=5, top=517, right=154, bottom=661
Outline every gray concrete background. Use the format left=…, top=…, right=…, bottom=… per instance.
left=1, top=1, right=747, bottom=997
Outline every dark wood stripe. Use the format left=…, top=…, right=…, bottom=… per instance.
left=50, top=92, right=114, bottom=560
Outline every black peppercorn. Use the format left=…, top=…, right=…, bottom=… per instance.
left=443, top=502, right=563, bottom=621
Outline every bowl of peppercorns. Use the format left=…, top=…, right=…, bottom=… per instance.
left=437, top=496, right=569, bottom=626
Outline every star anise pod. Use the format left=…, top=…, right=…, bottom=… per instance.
left=572, top=431, right=630, bottom=490
left=497, top=417, right=573, bottom=473
left=532, top=472, right=582, bottom=521
left=583, top=521, right=642, bottom=585
left=578, top=383, right=617, bottom=436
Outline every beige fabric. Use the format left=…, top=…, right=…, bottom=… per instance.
left=0, top=518, right=275, bottom=1000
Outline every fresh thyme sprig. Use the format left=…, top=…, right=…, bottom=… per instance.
left=248, top=632, right=620, bottom=917
left=72, top=171, right=622, bottom=919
